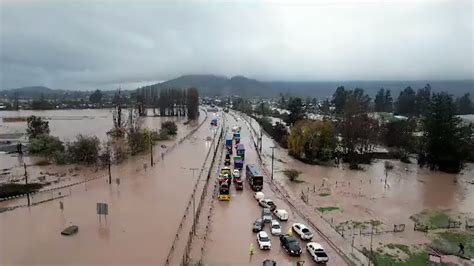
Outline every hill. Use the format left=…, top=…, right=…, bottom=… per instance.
left=142, top=74, right=271, bottom=97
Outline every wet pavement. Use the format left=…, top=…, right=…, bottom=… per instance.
left=201, top=113, right=349, bottom=265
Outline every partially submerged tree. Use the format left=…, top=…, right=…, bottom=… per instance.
left=338, top=94, right=380, bottom=165
left=288, top=120, right=337, bottom=162
left=67, top=135, right=101, bottom=164
left=187, top=87, right=199, bottom=120
left=26, top=116, right=50, bottom=139
left=418, top=92, right=469, bottom=173
left=28, top=134, right=64, bottom=159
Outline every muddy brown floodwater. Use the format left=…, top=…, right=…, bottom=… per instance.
left=244, top=112, right=474, bottom=258
left=200, top=113, right=348, bottom=265
left=0, top=110, right=218, bottom=265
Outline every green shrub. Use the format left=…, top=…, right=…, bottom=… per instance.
left=128, top=129, right=154, bottom=155
left=283, top=169, right=301, bottom=182
left=28, top=134, right=64, bottom=158
left=67, top=135, right=100, bottom=164
left=161, top=121, right=178, bottom=135
left=26, top=116, right=50, bottom=139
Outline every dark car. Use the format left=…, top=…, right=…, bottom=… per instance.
left=280, top=235, right=302, bottom=256
left=253, top=218, right=264, bottom=232
left=262, top=259, right=276, bottom=266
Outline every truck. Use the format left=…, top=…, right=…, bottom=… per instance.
left=233, top=132, right=241, bottom=144
left=233, top=156, right=243, bottom=170
left=246, top=164, right=263, bottom=191
left=218, top=179, right=230, bottom=201
left=225, top=135, right=233, bottom=150
left=236, top=143, right=245, bottom=160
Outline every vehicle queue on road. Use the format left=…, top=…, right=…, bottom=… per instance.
left=218, top=123, right=329, bottom=265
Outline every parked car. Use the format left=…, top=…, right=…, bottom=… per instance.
left=254, top=191, right=265, bottom=201
left=279, top=235, right=302, bottom=256
left=233, top=169, right=241, bottom=178
left=292, top=223, right=313, bottom=240
left=273, top=209, right=289, bottom=221
left=271, top=220, right=282, bottom=235
left=253, top=218, right=264, bottom=232
left=306, top=242, right=329, bottom=264
left=262, top=208, right=272, bottom=223
left=259, top=199, right=276, bottom=211
left=257, top=231, right=271, bottom=250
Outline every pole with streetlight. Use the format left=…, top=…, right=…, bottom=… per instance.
left=270, top=146, right=276, bottom=181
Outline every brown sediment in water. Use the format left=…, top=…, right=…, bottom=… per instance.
left=246, top=113, right=474, bottom=258
left=0, top=110, right=213, bottom=265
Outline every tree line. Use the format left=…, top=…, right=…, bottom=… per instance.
left=131, top=87, right=200, bottom=119
left=233, top=85, right=473, bottom=173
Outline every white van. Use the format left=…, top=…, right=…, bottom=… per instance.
left=273, top=209, right=289, bottom=221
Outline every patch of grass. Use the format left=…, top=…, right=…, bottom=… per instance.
left=386, top=244, right=411, bottom=255
left=363, top=247, right=428, bottom=266
left=318, top=206, right=340, bottom=212
left=432, top=231, right=474, bottom=257
left=318, top=193, right=331, bottom=197
left=429, top=212, right=450, bottom=229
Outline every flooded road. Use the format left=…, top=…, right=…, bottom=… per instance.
left=0, top=110, right=217, bottom=265
left=200, top=113, right=349, bottom=265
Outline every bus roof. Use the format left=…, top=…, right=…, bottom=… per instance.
left=246, top=164, right=262, bottom=177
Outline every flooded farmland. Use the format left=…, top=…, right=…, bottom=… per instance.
left=0, top=109, right=215, bottom=265
left=244, top=111, right=474, bottom=262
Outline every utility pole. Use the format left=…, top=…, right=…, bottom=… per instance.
left=369, top=223, right=374, bottom=266
left=24, top=163, right=30, bottom=206
left=108, top=161, right=112, bottom=184
left=270, top=146, right=276, bottom=181
left=150, top=137, right=154, bottom=166
left=188, top=167, right=199, bottom=235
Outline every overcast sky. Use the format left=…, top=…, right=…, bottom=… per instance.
left=0, top=0, right=473, bottom=90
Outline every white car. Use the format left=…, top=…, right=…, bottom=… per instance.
left=306, top=242, right=329, bottom=264
left=292, top=223, right=313, bottom=240
left=257, top=231, right=271, bottom=250
left=232, top=169, right=240, bottom=178
left=273, top=209, right=289, bottom=221
left=271, top=220, right=282, bottom=235
left=254, top=192, right=265, bottom=201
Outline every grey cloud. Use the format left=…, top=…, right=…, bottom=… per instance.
left=0, top=0, right=472, bottom=90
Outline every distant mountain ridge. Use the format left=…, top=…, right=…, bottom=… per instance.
left=141, top=74, right=271, bottom=97
left=2, top=76, right=473, bottom=99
